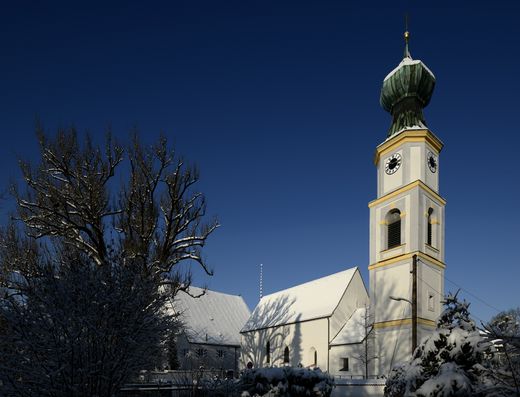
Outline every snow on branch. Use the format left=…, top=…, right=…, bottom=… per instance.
left=12, top=127, right=218, bottom=287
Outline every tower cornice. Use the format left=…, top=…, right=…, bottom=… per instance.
left=374, top=128, right=444, bottom=165
left=368, top=179, right=446, bottom=208
left=368, top=251, right=446, bottom=271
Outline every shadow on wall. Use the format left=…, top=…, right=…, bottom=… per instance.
left=241, top=294, right=303, bottom=368
left=373, top=273, right=415, bottom=376
left=291, top=316, right=302, bottom=366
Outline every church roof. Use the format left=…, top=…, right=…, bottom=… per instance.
left=241, top=267, right=359, bottom=332
left=171, top=286, right=251, bottom=346
left=330, top=307, right=367, bottom=345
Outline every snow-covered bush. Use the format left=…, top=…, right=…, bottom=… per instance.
left=239, top=366, right=334, bottom=397
left=199, top=376, right=241, bottom=397
left=385, top=293, right=492, bottom=397
left=0, top=254, right=173, bottom=396
left=482, top=308, right=520, bottom=396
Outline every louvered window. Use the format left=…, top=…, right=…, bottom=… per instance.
left=427, top=208, right=433, bottom=246
left=387, top=210, right=401, bottom=249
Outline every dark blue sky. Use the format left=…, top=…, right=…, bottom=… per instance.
left=1, top=1, right=519, bottom=322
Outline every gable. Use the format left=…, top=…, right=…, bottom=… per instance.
left=171, top=287, right=251, bottom=346
left=242, top=267, right=360, bottom=332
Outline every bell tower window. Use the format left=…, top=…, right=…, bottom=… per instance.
left=427, top=207, right=433, bottom=246
left=386, top=209, right=401, bottom=249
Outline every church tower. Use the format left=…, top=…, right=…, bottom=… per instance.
left=369, top=31, right=446, bottom=375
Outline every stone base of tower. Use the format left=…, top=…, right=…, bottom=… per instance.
left=372, top=322, right=436, bottom=376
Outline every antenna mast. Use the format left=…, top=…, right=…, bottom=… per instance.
left=259, top=263, right=263, bottom=300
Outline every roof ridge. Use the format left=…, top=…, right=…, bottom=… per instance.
left=260, top=266, right=358, bottom=300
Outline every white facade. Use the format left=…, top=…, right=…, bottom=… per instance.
left=369, top=129, right=446, bottom=375
left=241, top=268, right=369, bottom=376
left=241, top=128, right=447, bottom=380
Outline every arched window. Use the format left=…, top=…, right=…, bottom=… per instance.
left=309, top=347, right=317, bottom=367
left=427, top=207, right=433, bottom=246
left=283, top=346, right=290, bottom=364
left=266, top=341, right=270, bottom=364
left=386, top=209, right=401, bottom=249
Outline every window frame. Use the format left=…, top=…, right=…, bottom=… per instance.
left=427, top=207, right=434, bottom=246
left=340, top=357, right=349, bottom=372
left=386, top=209, right=402, bottom=249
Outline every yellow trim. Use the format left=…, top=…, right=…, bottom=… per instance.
left=379, top=211, right=406, bottom=225
left=368, top=180, right=446, bottom=208
left=425, top=243, right=439, bottom=253
left=418, top=318, right=437, bottom=327
left=368, top=251, right=446, bottom=271
left=374, top=129, right=444, bottom=165
left=379, top=243, right=406, bottom=254
left=374, top=317, right=436, bottom=329
left=374, top=319, right=411, bottom=328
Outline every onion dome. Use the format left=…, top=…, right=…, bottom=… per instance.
left=380, top=31, right=435, bottom=137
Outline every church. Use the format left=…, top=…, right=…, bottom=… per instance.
left=241, top=31, right=446, bottom=378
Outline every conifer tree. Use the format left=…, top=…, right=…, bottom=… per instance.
left=482, top=308, right=520, bottom=396
left=385, top=293, right=491, bottom=397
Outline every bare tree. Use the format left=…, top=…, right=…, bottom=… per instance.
left=352, top=305, right=378, bottom=379
left=0, top=127, right=218, bottom=396
left=14, top=128, right=217, bottom=286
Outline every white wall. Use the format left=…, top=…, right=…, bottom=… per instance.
left=330, top=270, right=369, bottom=339
left=176, top=334, right=240, bottom=372
left=329, top=344, right=366, bottom=377
left=241, top=317, right=329, bottom=370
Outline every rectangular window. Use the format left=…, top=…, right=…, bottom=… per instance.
left=217, top=349, right=225, bottom=359
left=340, top=358, right=349, bottom=371
left=427, top=221, right=432, bottom=246
left=196, top=348, right=207, bottom=358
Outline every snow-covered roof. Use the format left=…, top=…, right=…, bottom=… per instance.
left=330, top=307, right=367, bottom=345
left=242, top=267, right=358, bottom=332
left=383, top=57, right=435, bottom=82
left=382, top=125, right=426, bottom=143
left=171, top=286, right=251, bottom=346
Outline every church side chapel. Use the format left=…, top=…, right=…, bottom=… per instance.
left=241, top=30, right=446, bottom=378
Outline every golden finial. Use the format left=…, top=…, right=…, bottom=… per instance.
left=403, top=14, right=411, bottom=58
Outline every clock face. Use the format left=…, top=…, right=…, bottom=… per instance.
left=385, top=153, right=402, bottom=175
left=427, top=151, right=437, bottom=173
